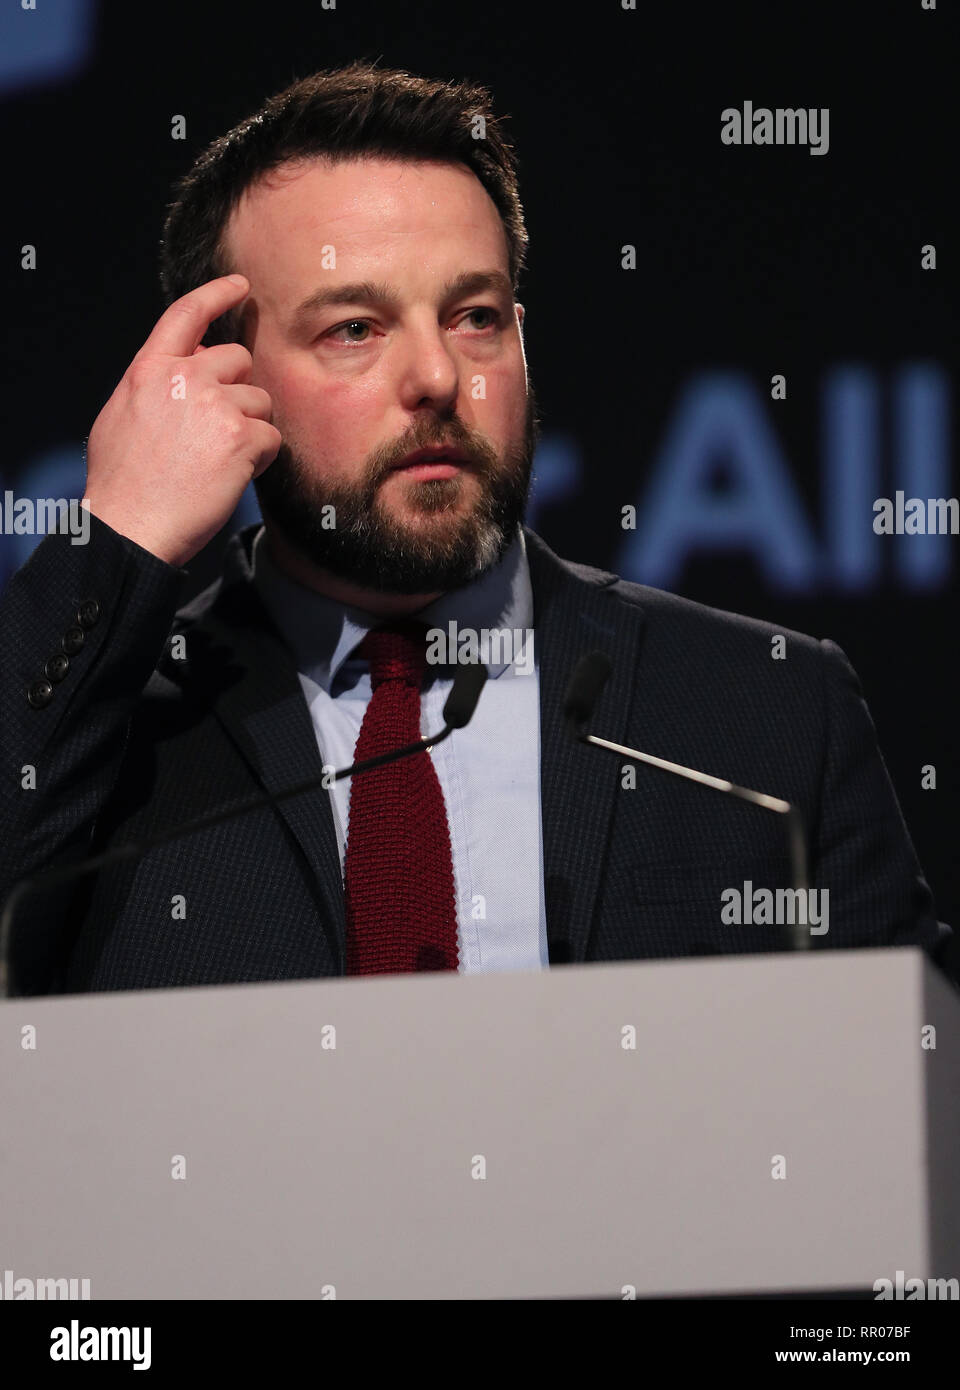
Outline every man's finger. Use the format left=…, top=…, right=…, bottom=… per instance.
left=138, top=275, right=249, bottom=361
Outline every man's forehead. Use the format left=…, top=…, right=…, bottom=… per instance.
left=224, top=155, right=506, bottom=270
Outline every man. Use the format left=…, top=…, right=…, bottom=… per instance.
left=0, top=62, right=948, bottom=994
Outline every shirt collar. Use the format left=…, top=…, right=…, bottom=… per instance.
left=251, top=524, right=534, bottom=691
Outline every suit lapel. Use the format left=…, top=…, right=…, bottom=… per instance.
left=172, top=527, right=347, bottom=973
left=524, top=529, right=647, bottom=965
left=170, top=524, right=645, bottom=975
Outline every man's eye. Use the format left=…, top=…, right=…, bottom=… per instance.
left=326, top=319, right=372, bottom=343
left=462, top=307, right=499, bottom=330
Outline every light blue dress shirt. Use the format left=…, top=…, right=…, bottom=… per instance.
left=251, top=525, right=548, bottom=973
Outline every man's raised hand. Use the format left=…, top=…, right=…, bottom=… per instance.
left=82, top=275, right=281, bottom=567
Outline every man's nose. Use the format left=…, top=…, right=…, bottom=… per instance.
left=395, top=322, right=460, bottom=412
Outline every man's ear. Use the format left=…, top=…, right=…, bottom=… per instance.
left=516, top=303, right=525, bottom=328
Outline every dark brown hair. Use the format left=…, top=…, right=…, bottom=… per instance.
left=159, top=60, right=528, bottom=346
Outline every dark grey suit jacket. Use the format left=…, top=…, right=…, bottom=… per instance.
left=0, top=513, right=948, bottom=994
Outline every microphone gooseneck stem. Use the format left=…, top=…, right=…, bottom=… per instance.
left=0, top=724, right=458, bottom=994
left=575, top=727, right=812, bottom=952
left=0, top=659, right=488, bottom=996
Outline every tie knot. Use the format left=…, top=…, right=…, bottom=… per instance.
left=357, top=619, right=428, bottom=690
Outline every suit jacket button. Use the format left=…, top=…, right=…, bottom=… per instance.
left=44, top=653, right=70, bottom=682
left=28, top=679, right=54, bottom=708
left=62, top=626, right=85, bottom=655
left=77, top=599, right=100, bottom=629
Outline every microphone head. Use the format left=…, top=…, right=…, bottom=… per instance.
left=563, top=650, right=613, bottom=728
left=443, top=661, right=488, bottom=729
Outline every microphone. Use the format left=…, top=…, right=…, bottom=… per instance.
left=563, top=651, right=812, bottom=952
left=0, top=660, right=488, bottom=996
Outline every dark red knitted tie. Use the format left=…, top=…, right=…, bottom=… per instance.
left=343, top=620, right=459, bottom=975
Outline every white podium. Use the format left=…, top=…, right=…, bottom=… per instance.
left=1, top=948, right=957, bottom=1299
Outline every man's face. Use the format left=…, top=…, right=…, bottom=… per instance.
left=222, top=156, right=537, bottom=593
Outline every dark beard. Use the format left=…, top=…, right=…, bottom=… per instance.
left=254, top=386, right=540, bottom=594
